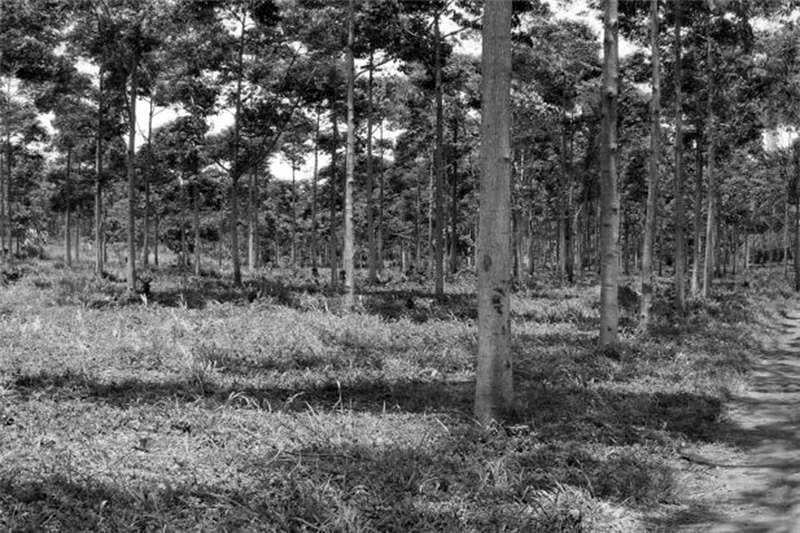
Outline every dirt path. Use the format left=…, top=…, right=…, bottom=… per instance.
left=668, top=310, right=800, bottom=532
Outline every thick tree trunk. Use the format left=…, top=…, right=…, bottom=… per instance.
left=784, top=194, right=790, bottom=277
left=126, top=58, right=138, bottom=291
left=95, top=70, right=104, bottom=274
left=599, top=0, right=620, bottom=347
left=672, top=0, right=686, bottom=313
left=474, top=0, right=513, bottom=424
left=433, top=12, right=445, bottom=298
left=311, top=107, right=320, bottom=270
left=639, top=0, right=661, bottom=330
left=343, top=0, right=356, bottom=308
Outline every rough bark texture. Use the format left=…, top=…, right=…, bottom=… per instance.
left=343, top=0, right=356, bottom=307
left=640, top=0, right=661, bottom=330
left=474, top=0, right=513, bottom=424
left=599, top=0, right=620, bottom=347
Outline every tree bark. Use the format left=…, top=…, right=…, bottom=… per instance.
left=250, top=166, right=259, bottom=270
left=330, top=100, right=339, bottom=288
left=311, top=106, right=320, bottom=270
left=690, top=133, right=703, bottom=294
left=702, top=39, right=716, bottom=299
left=291, top=165, right=297, bottom=266
left=229, top=10, right=246, bottom=287
left=639, top=0, right=661, bottom=330
left=433, top=12, right=445, bottom=298
left=125, top=55, right=138, bottom=291
left=474, top=0, right=513, bottom=424
left=378, top=122, right=385, bottom=272
left=154, top=211, right=159, bottom=267
left=193, top=182, right=200, bottom=276
left=450, top=115, right=459, bottom=275
left=95, top=68, right=104, bottom=274
left=366, top=50, right=378, bottom=283
left=343, top=0, right=356, bottom=307
left=672, top=0, right=686, bottom=313
left=65, top=147, right=72, bottom=267
left=599, top=0, right=620, bottom=347
left=141, top=97, right=153, bottom=266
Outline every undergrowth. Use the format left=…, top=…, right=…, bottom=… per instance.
left=0, top=256, right=792, bottom=531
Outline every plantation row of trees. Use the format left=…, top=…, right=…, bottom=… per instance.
left=2, top=0, right=800, bottom=418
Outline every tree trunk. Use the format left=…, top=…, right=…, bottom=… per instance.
left=450, top=112, right=459, bottom=275
left=193, top=183, right=200, bottom=276
left=154, top=211, right=159, bottom=267
left=75, top=212, right=80, bottom=262
left=65, top=147, right=72, bottom=267
left=639, top=0, right=661, bottom=330
left=95, top=69, right=104, bottom=274
left=702, top=40, right=716, bottom=299
left=366, top=50, right=378, bottom=283
left=378, top=122, right=385, bottom=272
left=291, top=165, right=297, bottom=266
left=311, top=106, right=320, bottom=270
left=672, top=0, right=686, bottom=313
left=330, top=101, right=339, bottom=288
left=474, top=0, right=513, bottom=424
left=126, top=56, right=138, bottom=291
left=248, top=166, right=257, bottom=271
left=142, top=97, right=153, bottom=266
left=415, top=170, right=421, bottom=269
left=229, top=11, right=246, bottom=287
left=433, top=12, right=445, bottom=298
left=343, top=0, right=356, bottom=308
left=599, top=0, right=620, bottom=347
left=784, top=194, right=789, bottom=277
left=691, top=134, right=703, bottom=294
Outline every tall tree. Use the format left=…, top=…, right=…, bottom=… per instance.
left=672, top=0, right=686, bottom=312
left=639, top=0, right=661, bottom=330
left=599, top=0, right=620, bottom=347
left=474, top=0, right=513, bottom=424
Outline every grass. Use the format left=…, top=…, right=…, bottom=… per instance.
left=0, top=251, right=793, bottom=531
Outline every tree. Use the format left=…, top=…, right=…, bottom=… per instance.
left=639, top=0, right=661, bottom=330
left=474, top=0, right=513, bottom=424
left=599, top=0, right=620, bottom=347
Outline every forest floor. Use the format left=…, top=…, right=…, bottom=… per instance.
left=0, top=251, right=796, bottom=531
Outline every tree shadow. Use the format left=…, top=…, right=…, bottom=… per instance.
left=11, top=369, right=731, bottom=447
